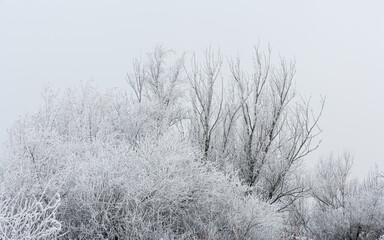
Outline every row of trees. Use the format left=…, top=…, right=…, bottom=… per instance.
left=0, top=46, right=383, bottom=239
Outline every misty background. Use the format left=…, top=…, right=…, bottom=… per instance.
left=1, top=0, right=383, bottom=178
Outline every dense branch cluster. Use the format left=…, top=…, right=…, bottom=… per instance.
left=0, top=46, right=383, bottom=239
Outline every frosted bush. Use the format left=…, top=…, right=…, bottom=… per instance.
left=0, top=192, right=61, bottom=240
left=0, top=84, right=285, bottom=239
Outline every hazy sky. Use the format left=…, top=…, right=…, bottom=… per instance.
left=1, top=0, right=383, bottom=178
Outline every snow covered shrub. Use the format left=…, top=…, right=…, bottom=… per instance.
left=0, top=83, right=285, bottom=239
left=230, top=195, right=284, bottom=239
left=0, top=191, right=61, bottom=240
left=57, top=134, right=284, bottom=239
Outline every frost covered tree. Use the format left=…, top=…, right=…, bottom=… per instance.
left=126, top=46, right=186, bottom=137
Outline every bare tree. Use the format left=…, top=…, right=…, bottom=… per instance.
left=229, top=46, right=324, bottom=206
left=126, top=59, right=146, bottom=103
left=185, top=47, right=224, bottom=158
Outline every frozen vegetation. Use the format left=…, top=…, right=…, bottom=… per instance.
left=0, top=47, right=383, bottom=239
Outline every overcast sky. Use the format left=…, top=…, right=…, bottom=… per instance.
left=1, top=0, right=383, bottom=178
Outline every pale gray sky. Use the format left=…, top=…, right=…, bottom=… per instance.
left=1, top=0, right=383, bottom=178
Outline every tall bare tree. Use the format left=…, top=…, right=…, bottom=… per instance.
left=229, top=46, right=324, bottom=207
left=185, top=48, right=224, bottom=158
